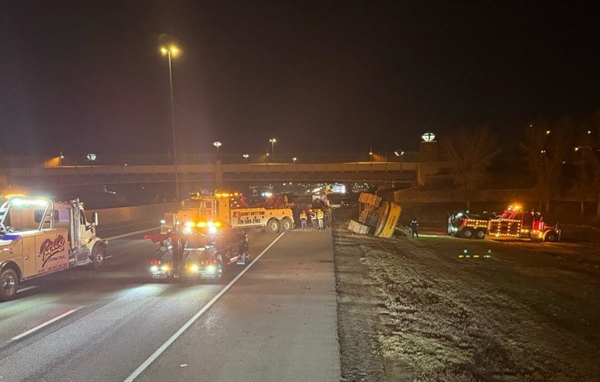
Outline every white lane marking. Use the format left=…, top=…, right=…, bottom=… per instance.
left=105, top=228, right=159, bottom=241
left=16, top=285, right=38, bottom=294
left=11, top=308, right=80, bottom=341
left=124, top=232, right=286, bottom=382
left=104, top=228, right=159, bottom=259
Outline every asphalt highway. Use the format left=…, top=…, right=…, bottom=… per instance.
left=0, top=224, right=340, bottom=382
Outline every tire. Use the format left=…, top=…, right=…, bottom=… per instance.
left=265, top=219, right=280, bottom=233
left=0, top=268, right=19, bottom=301
left=462, top=228, right=474, bottom=239
left=475, top=230, right=486, bottom=240
left=92, top=247, right=106, bottom=270
left=544, top=231, right=558, bottom=242
left=280, top=218, right=293, bottom=232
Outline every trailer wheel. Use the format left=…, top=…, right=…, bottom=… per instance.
left=265, top=219, right=280, bottom=233
left=462, top=228, right=474, bottom=239
left=0, top=268, right=19, bottom=301
left=92, top=247, right=106, bottom=270
left=475, top=230, right=486, bottom=240
left=544, top=231, right=558, bottom=242
left=280, top=218, right=293, bottom=232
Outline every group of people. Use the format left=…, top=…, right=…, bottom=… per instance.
left=299, top=209, right=326, bottom=230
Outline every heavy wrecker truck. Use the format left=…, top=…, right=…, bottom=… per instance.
left=161, top=191, right=294, bottom=235
left=145, top=222, right=249, bottom=283
left=447, top=205, right=561, bottom=242
left=0, top=195, right=107, bottom=301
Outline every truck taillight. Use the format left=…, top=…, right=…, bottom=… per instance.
left=150, top=259, right=161, bottom=265
left=202, top=259, right=217, bottom=265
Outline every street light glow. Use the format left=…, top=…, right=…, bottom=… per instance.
left=161, top=45, right=180, bottom=57
left=161, top=41, right=180, bottom=200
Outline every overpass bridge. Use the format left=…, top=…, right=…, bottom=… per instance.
left=1, top=152, right=420, bottom=189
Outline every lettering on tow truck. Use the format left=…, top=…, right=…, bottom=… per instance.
left=39, top=235, right=66, bottom=267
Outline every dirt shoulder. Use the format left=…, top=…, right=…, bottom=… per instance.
left=333, top=207, right=600, bottom=382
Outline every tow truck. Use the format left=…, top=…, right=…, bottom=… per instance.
left=447, top=205, right=561, bottom=242
left=145, top=220, right=249, bottom=283
left=161, top=191, right=294, bottom=234
left=0, top=195, right=107, bottom=301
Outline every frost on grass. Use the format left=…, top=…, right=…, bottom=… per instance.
left=332, top=208, right=599, bottom=382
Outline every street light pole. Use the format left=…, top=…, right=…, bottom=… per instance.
left=162, top=45, right=180, bottom=201
left=269, top=138, right=276, bottom=161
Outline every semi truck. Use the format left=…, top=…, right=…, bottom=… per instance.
left=447, top=205, right=561, bottom=242
left=0, top=195, right=108, bottom=301
left=161, top=191, right=294, bottom=234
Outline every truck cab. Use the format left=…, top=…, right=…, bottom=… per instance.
left=0, top=196, right=107, bottom=301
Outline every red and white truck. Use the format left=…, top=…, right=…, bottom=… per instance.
left=447, top=205, right=561, bottom=242
left=0, top=195, right=107, bottom=301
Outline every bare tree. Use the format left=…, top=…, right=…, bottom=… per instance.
left=579, top=109, right=600, bottom=215
left=521, top=118, right=571, bottom=212
left=442, top=125, right=500, bottom=209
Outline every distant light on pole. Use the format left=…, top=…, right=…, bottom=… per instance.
left=59, top=150, right=64, bottom=167
left=213, top=141, right=222, bottom=153
left=292, top=157, right=297, bottom=163
left=394, top=150, right=404, bottom=157
left=269, top=138, right=276, bottom=159
left=161, top=43, right=180, bottom=200
left=243, top=153, right=249, bottom=161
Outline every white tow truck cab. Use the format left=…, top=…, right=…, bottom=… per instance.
left=0, top=195, right=107, bottom=301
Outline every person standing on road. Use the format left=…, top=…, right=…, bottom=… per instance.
left=310, top=209, right=318, bottom=230
left=317, top=208, right=324, bottom=230
left=300, top=210, right=308, bottom=230
left=410, top=218, right=419, bottom=238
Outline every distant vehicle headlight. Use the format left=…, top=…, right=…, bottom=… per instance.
left=161, top=265, right=170, bottom=271
left=150, top=265, right=159, bottom=272
left=189, top=264, right=199, bottom=272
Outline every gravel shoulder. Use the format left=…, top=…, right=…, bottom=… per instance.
left=333, top=207, right=600, bottom=382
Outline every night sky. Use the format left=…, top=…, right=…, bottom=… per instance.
left=1, top=0, right=598, bottom=159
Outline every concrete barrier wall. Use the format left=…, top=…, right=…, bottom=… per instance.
left=85, top=203, right=179, bottom=226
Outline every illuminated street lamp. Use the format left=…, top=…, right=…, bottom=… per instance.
left=269, top=138, right=276, bottom=159
left=243, top=153, right=249, bottom=161
left=292, top=157, right=297, bottom=163
left=59, top=150, right=64, bottom=167
left=213, top=141, right=222, bottom=154
left=161, top=44, right=180, bottom=200
left=394, top=149, right=404, bottom=157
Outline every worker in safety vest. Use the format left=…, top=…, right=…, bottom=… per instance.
left=317, top=209, right=324, bottom=230
left=299, top=210, right=308, bottom=230
left=309, top=209, right=318, bottom=230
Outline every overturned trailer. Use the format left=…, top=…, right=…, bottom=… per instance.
left=348, top=193, right=402, bottom=238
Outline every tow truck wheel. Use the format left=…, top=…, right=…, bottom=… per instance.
left=462, top=228, right=474, bottom=239
left=0, top=268, right=19, bottom=301
left=265, top=219, right=280, bottom=234
left=280, top=218, right=293, bottom=232
left=92, top=247, right=106, bottom=270
left=544, top=231, right=558, bottom=242
left=475, top=230, right=486, bottom=240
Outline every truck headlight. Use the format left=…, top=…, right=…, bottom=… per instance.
left=150, top=265, right=159, bottom=272
left=161, top=265, right=170, bottom=271
left=189, top=264, right=199, bottom=272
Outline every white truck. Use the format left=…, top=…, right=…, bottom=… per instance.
left=0, top=195, right=108, bottom=301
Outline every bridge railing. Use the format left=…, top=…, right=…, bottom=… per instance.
left=2, top=151, right=418, bottom=168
